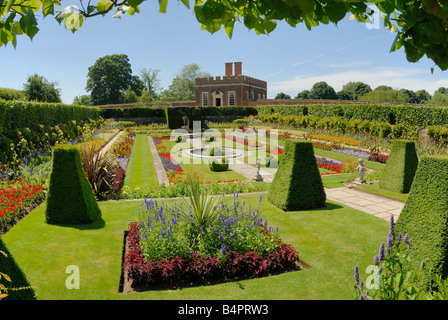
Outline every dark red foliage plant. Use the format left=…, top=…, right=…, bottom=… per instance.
left=122, top=222, right=302, bottom=290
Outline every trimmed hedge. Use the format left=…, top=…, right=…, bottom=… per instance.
left=379, top=140, right=418, bottom=193
left=268, top=140, right=326, bottom=211
left=165, top=106, right=184, bottom=129
left=0, top=100, right=100, bottom=137
left=209, top=158, right=229, bottom=172
left=395, top=155, right=448, bottom=277
left=100, top=106, right=165, bottom=120
left=45, top=145, right=101, bottom=225
left=256, top=103, right=448, bottom=129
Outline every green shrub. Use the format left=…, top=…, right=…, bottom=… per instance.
left=45, top=145, right=101, bottom=225
left=379, top=140, right=418, bottom=193
left=395, top=155, right=448, bottom=277
left=209, top=158, right=229, bottom=172
left=268, top=140, right=326, bottom=211
left=207, top=146, right=222, bottom=157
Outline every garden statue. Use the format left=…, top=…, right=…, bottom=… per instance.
left=355, top=158, right=366, bottom=183
left=254, top=157, right=263, bottom=181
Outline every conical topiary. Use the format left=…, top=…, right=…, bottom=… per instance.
left=379, top=140, right=418, bottom=193
left=46, top=144, right=101, bottom=224
left=394, top=155, right=448, bottom=276
left=268, top=140, right=326, bottom=211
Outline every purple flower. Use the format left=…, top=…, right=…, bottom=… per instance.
left=378, top=242, right=385, bottom=261
left=397, top=232, right=402, bottom=244
left=386, top=233, right=393, bottom=252
left=220, top=245, right=227, bottom=256
left=389, top=215, right=394, bottom=239
left=354, top=265, right=359, bottom=284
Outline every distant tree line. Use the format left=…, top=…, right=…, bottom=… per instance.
left=77, top=54, right=210, bottom=106
left=1, top=54, right=210, bottom=106
left=0, top=74, right=62, bottom=103
left=275, top=81, right=448, bottom=106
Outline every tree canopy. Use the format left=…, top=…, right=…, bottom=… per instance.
left=23, top=73, right=61, bottom=102
left=86, top=54, right=133, bottom=105
left=1, top=1, right=448, bottom=71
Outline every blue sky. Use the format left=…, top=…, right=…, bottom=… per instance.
left=0, top=1, right=447, bottom=104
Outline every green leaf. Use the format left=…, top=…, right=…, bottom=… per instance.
left=376, top=1, right=395, bottom=15
left=325, top=0, right=347, bottom=23
left=127, top=0, right=143, bottom=7
left=64, top=12, right=83, bottom=33
left=42, top=0, right=54, bottom=17
left=202, top=1, right=225, bottom=20
left=404, top=41, right=424, bottom=63
left=97, top=0, right=113, bottom=14
left=179, top=0, right=189, bottom=9
left=243, top=12, right=257, bottom=29
left=19, top=6, right=38, bottom=39
left=159, top=0, right=168, bottom=13
left=224, top=19, right=235, bottom=38
left=298, top=0, right=314, bottom=14
left=389, top=33, right=402, bottom=52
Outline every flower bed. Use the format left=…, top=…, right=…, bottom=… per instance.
left=0, top=183, right=45, bottom=235
left=122, top=191, right=302, bottom=291
left=317, top=159, right=342, bottom=174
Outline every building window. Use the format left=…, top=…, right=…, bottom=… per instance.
left=228, top=91, right=235, bottom=106
left=245, top=91, right=249, bottom=100
left=257, top=93, right=261, bottom=100
left=202, top=92, right=208, bottom=106
left=250, top=92, right=254, bottom=100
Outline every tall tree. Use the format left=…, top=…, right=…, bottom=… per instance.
left=275, top=92, right=291, bottom=99
left=341, top=81, right=372, bottom=100
left=23, top=74, right=61, bottom=103
left=296, top=90, right=311, bottom=99
left=140, top=68, right=161, bottom=100
left=86, top=54, right=133, bottom=105
left=429, top=87, right=448, bottom=106
left=309, top=81, right=337, bottom=100
left=164, top=63, right=210, bottom=101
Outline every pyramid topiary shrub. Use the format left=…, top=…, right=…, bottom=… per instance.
left=394, top=155, right=448, bottom=277
left=379, top=140, right=418, bottom=193
left=268, top=140, right=326, bottom=211
left=46, top=144, right=101, bottom=225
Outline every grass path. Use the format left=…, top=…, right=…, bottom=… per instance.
left=123, top=134, right=159, bottom=189
left=1, top=193, right=388, bottom=300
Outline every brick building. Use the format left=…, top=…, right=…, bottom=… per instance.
left=195, top=62, right=267, bottom=107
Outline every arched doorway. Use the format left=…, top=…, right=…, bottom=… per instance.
left=211, top=91, right=224, bottom=106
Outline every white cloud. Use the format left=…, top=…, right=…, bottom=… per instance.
left=268, top=67, right=447, bottom=96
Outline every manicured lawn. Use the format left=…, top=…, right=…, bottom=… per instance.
left=355, top=182, right=409, bottom=202
left=123, top=134, right=159, bottom=189
left=1, top=193, right=388, bottom=300
left=321, top=173, right=354, bottom=188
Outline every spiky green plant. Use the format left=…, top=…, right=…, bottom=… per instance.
left=178, top=176, right=225, bottom=247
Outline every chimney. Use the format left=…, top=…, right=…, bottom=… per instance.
left=234, top=62, right=242, bottom=76
left=225, top=62, right=233, bottom=76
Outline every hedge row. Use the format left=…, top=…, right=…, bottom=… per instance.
left=0, top=100, right=101, bottom=137
left=100, top=106, right=258, bottom=128
left=164, top=106, right=258, bottom=129
left=0, top=88, right=25, bottom=101
left=256, top=103, right=448, bottom=128
left=100, top=106, right=165, bottom=119
left=256, top=113, right=407, bottom=139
